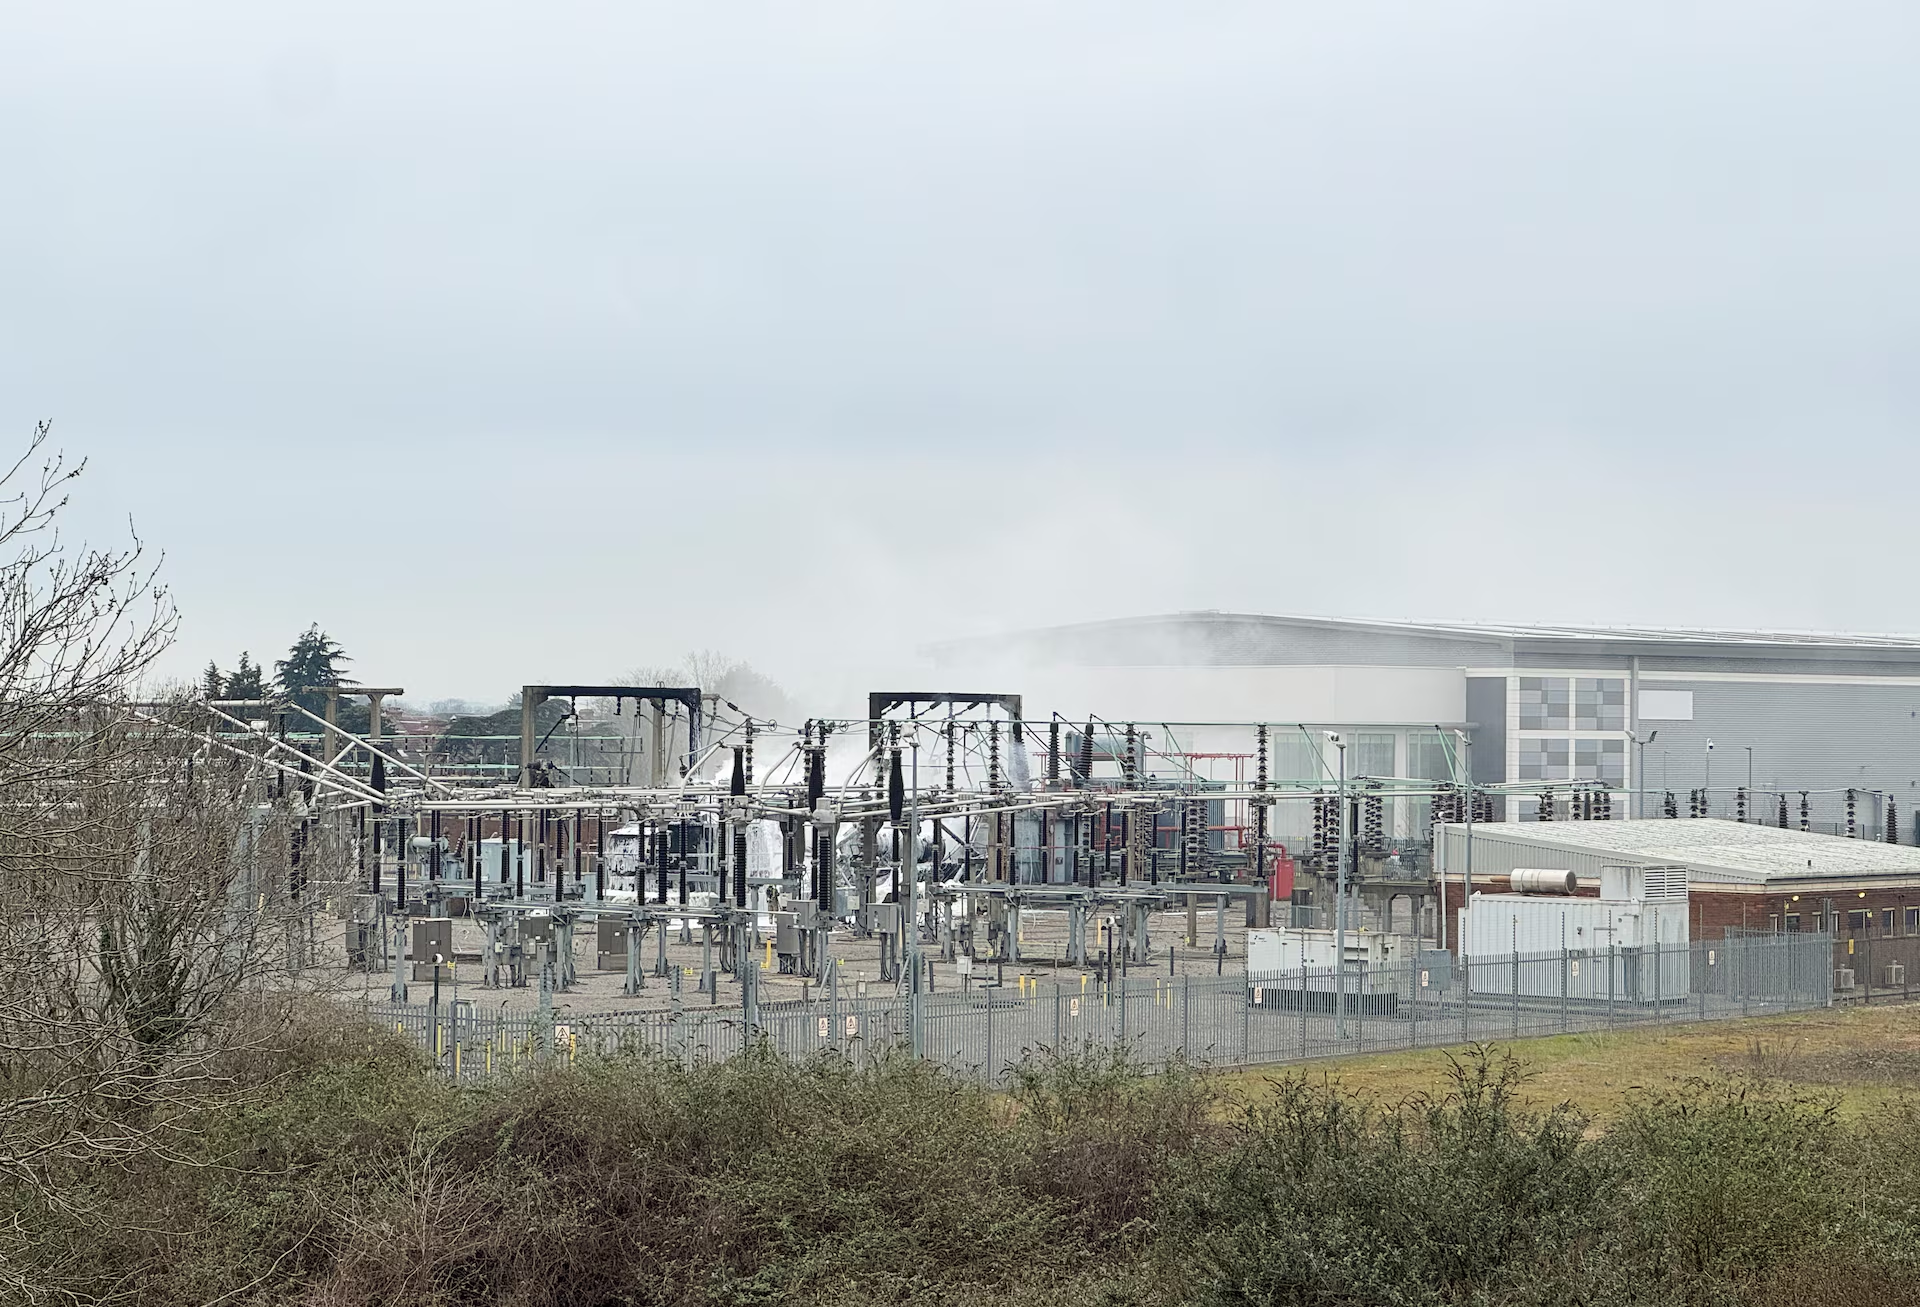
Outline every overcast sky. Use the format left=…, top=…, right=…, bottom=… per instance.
left=5, top=3, right=1916, bottom=708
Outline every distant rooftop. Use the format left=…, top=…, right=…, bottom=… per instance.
left=1298, top=615, right=1920, bottom=650
left=928, top=612, right=1920, bottom=668
left=1441, top=818, right=1920, bottom=886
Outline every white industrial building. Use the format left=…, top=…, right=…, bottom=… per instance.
left=929, top=611, right=1920, bottom=838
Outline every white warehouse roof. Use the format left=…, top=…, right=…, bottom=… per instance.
left=1436, top=818, right=1920, bottom=888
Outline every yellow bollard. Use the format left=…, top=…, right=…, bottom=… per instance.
left=454, top=1043, right=462, bottom=1080
left=765, top=938, right=774, bottom=969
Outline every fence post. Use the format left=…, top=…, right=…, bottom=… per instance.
left=985, top=981, right=995, bottom=1087
left=1607, top=942, right=1617, bottom=1028
left=1560, top=945, right=1569, bottom=1033
left=1460, top=952, right=1470, bottom=1047
left=1510, top=948, right=1519, bottom=1040
left=1355, top=960, right=1366, bottom=1049
left=1298, top=966, right=1308, bottom=1058
left=1698, top=942, right=1707, bottom=1022
left=1183, top=972, right=1192, bottom=1060
left=1241, top=973, right=1250, bottom=1065
left=1410, top=959, right=1420, bottom=1049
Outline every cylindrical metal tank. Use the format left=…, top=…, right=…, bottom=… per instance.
left=1509, top=867, right=1578, bottom=895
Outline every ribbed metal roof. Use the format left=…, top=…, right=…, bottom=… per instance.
left=1144, top=612, right=1920, bottom=650
left=1439, top=818, right=1920, bottom=885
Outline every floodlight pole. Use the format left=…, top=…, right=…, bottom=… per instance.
left=1331, top=733, right=1349, bottom=1038
left=907, top=738, right=923, bottom=1058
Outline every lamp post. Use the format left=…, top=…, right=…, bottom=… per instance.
left=1745, top=747, right=1754, bottom=822
left=1705, top=739, right=1715, bottom=817
left=1628, top=729, right=1658, bottom=819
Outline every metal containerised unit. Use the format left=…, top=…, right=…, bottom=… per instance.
left=1245, top=928, right=1428, bottom=1013
left=1460, top=863, right=1689, bottom=1004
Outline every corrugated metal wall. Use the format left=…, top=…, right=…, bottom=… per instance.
left=1437, top=826, right=1630, bottom=884
left=1634, top=678, right=1920, bottom=832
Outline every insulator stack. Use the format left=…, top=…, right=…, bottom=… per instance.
left=1688, top=789, right=1699, bottom=819
left=1847, top=788, right=1858, bottom=838
left=1256, top=724, right=1269, bottom=790
left=1889, top=801, right=1900, bottom=844
left=1597, top=788, right=1612, bottom=820
left=1474, top=792, right=1496, bottom=824
left=944, top=721, right=957, bottom=794
left=744, top=722, right=755, bottom=786
left=1185, top=797, right=1209, bottom=878
left=1664, top=791, right=1678, bottom=819
left=1047, top=721, right=1060, bottom=784
left=1799, top=792, right=1811, bottom=832
left=987, top=721, right=1003, bottom=794
left=1537, top=788, right=1553, bottom=822
left=1362, top=786, right=1384, bottom=851
left=1429, top=784, right=1459, bottom=842
left=1736, top=786, right=1747, bottom=823
left=1311, top=795, right=1336, bottom=865
left=1077, top=722, right=1095, bottom=786
left=1777, top=793, right=1789, bottom=829
left=1122, top=724, right=1137, bottom=786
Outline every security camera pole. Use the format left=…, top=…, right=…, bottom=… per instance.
left=1705, top=739, right=1715, bottom=817
left=1328, top=731, right=1349, bottom=1038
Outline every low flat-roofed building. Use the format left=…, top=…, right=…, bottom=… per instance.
left=1436, top=818, right=1920, bottom=943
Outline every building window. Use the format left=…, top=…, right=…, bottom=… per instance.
left=1574, top=738, right=1627, bottom=786
left=1519, top=738, right=1571, bottom=782
left=1785, top=913, right=1802, bottom=932
left=1520, top=677, right=1571, bottom=731
left=1352, top=734, right=1396, bottom=779
left=1271, top=736, right=1326, bottom=782
left=1883, top=908, right=1897, bottom=934
left=1908, top=906, right=1920, bottom=935
left=1576, top=677, right=1627, bottom=731
left=1848, top=909, right=1871, bottom=933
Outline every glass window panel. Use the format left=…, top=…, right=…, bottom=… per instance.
left=1271, top=736, right=1325, bottom=782
left=1353, top=733, right=1396, bottom=778
left=1406, top=730, right=1455, bottom=781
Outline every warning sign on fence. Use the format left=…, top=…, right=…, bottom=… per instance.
left=817, top=1016, right=829, bottom=1038
left=1069, top=997, right=1081, bottom=1018
left=845, top=1015, right=859, bottom=1037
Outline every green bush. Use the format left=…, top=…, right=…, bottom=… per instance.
left=8, top=1025, right=1920, bottom=1307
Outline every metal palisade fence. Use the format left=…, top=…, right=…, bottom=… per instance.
left=368, top=931, right=1835, bottom=1087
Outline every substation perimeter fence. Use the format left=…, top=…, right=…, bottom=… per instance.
left=366, top=932, right=1836, bottom=1088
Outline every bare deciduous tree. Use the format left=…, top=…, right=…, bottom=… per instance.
left=0, top=426, right=348, bottom=1298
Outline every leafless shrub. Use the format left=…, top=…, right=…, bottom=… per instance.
left=0, top=425, right=352, bottom=1300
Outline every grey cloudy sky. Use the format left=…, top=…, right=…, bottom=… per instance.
left=4, top=3, right=1916, bottom=708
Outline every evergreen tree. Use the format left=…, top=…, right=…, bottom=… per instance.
left=202, top=661, right=223, bottom=698
left=274, top=627, right=350, bottom=715
left=225, top=652, right=265, bottom=699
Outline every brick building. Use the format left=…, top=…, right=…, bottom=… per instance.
left=1434, top=819, right=1920, bottom=986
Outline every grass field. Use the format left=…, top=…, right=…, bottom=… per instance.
left=1221, top=998, right=1920, bottom=1119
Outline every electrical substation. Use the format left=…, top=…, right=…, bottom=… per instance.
left=189, top=652, right=1871, bottom=1083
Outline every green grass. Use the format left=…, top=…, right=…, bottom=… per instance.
left=1219, top=1000, right=1920, bottom=1120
